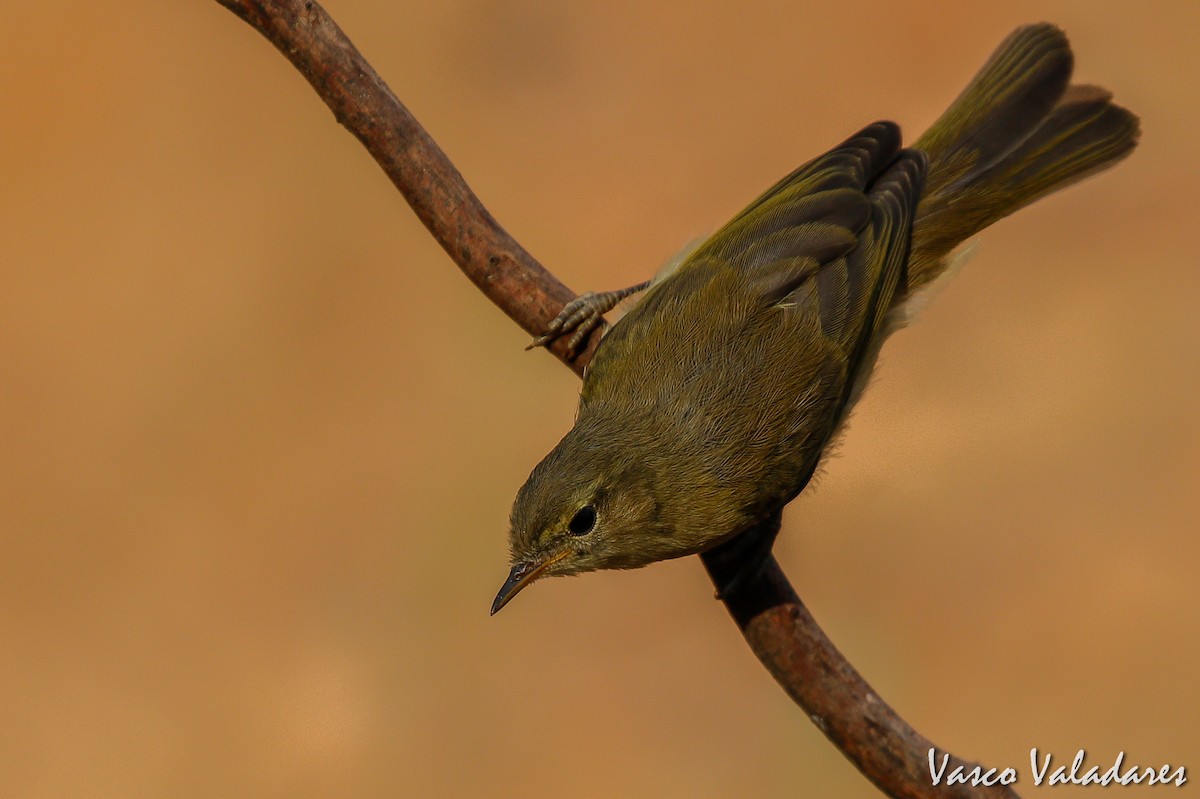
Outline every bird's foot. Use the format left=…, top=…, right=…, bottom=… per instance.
left=702, top=511, right=783, bottom=601
left=526, top=281, right=650, bottom=356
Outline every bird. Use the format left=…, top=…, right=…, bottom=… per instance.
left=492, top=23, right=1139, bottom=615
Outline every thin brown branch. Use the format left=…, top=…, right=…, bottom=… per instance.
left=703, top=539, right=1018, bottom=799
left=213, top=2, right=1019, bottom=797
left=215, top=0, right=596, bottom=371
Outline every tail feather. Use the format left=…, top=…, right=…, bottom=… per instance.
left=907, top=24, right=1140, bottom=291
left=987, top=85, right=1139, bottom=197
left=915, top=24, right=1074, bottom=198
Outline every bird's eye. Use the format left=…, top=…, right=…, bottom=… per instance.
left=567, top=505, right=596, bottom=536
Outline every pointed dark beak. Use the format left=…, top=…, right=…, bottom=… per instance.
left=490, top=551, right=567, bottom=615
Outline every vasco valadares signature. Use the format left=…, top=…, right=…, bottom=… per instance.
left=929, top=748, right=1187, bottom=788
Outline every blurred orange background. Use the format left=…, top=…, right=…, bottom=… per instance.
left=1, top=1, right=1196, bottom=797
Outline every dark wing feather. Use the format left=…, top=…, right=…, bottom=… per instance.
left=578, top=129, right=926, bottom=529
left=585, top=127, right=925, bottom=438
left=686, top=122, right=903, bottom=272
left=836, top=150, right=927, bottom=412
left=772, top=148, right=926, bottom=410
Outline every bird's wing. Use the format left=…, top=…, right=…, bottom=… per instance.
left=582, top=125, right=925, bottom=429
left=687, top=121, right=902, bottom=269
left=682, top=122, right=926, bottom=356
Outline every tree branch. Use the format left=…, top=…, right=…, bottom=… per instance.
left=215, top=0, right=596, bottom=371
left=213, top=2, right=1019, bottom=797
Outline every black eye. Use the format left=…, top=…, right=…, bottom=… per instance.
left=567, top=505, right=596, bottom=536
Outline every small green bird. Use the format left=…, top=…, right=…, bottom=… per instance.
left=492, top=24, right=1139, bottom=614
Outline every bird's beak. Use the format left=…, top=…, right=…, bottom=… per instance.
left=490, top=550, right=569, bottom=615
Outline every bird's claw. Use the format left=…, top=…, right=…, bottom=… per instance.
left=527, top=281, right=651, bottom=357
left=526, top=292, right=608, bottom=356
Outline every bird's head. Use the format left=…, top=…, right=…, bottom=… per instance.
left=492, top=424, right=667, bottom=614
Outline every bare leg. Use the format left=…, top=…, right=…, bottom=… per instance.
left=527, top=280, right=651, bottom=355
left=702, top=510, right=783, bottom=601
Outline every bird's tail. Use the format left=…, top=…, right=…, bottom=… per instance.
left=906, top=23, right=1140, bottom=291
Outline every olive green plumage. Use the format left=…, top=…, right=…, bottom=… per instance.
left=910, top=24, right=1139, bottom=285
left=493, top=24, right=1139, bottom=613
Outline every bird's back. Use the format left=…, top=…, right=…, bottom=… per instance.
left=575, top=24, right=1138, bottom=556
left=579, top=126, right=926, bottom=549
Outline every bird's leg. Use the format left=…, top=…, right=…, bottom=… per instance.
left=527, top=280, right=651, bottom=356
left=702, top=510, right=784, bottom=600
